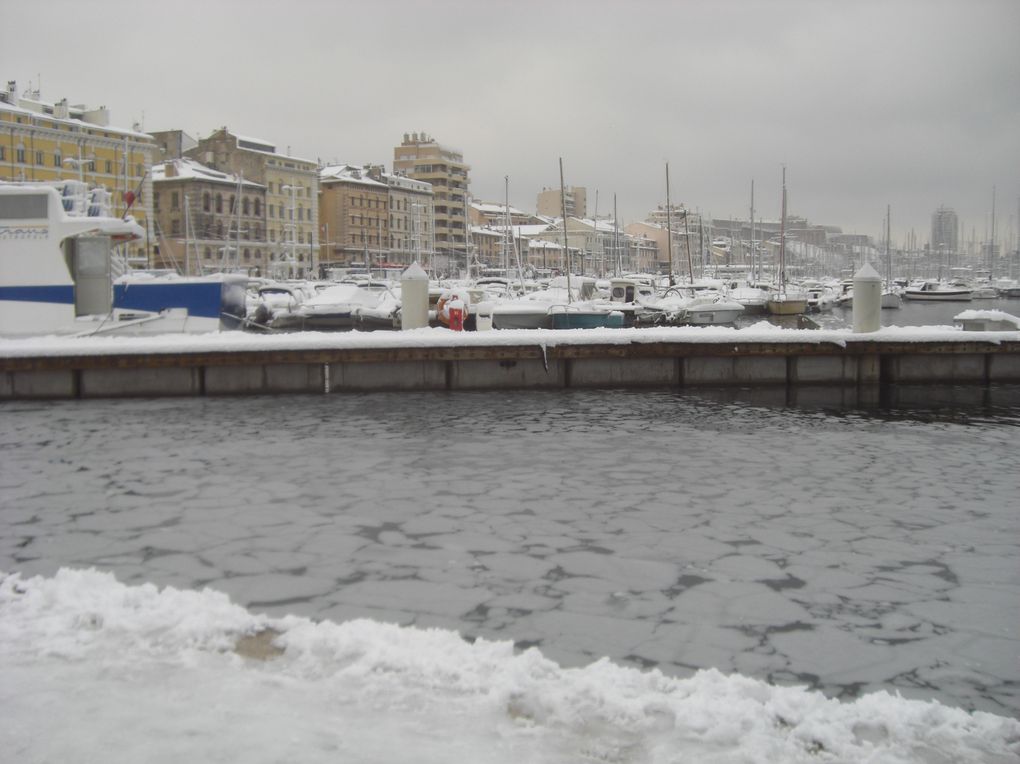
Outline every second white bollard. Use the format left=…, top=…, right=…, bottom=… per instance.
left=400, top=262, right=429, bottom=330
left=852, top=262, right=883, bottom=333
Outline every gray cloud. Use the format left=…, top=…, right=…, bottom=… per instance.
left=2, top=0, right=1017, bottom=244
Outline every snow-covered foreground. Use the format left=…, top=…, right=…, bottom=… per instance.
left=2, top=568, right=1017, bottom=764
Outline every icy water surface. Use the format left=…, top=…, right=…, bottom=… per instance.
left=2, top=387, right=1019, bottom=716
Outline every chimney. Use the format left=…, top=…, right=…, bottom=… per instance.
left=53, top=98, right=70, bottom=120
left=163, top=160, right=177, bottom=178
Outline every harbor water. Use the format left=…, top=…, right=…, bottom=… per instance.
left=2, top=383, right=1019, bottom=718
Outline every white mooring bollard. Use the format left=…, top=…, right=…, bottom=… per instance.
left=852, top=262, right=882, bottom=333
left=400, top=262, right=429, bottom=330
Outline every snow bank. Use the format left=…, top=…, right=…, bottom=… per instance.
left=1, top=322, right=1017, bottom=359
left=2, top=569, right=1017, bottom=763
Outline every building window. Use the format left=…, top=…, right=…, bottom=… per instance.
left=228, top=195, right=235, bottom=214
left=105, top=160, right=112, bottom=174
left=136, top=163, right=142, bottom=177
left=171, top=192, right=179, bottom=210
left=298, top=207, right=304, bottom=221
left=35, top=150, right=44, bottom=165
left=254, top=199, right=261, bottom=216
left=243, top=249, right=250, bottom=262
left=153, top=193, right=160, bottom=212
left=53, top=151, right=62, bottom=167
left=215, top=194, right=222, bottom=213
left=243, top=197, right=250, bottom=216
left=0, top=146, right=5, bottom=161
left=203, top=193, right=211, bottom=212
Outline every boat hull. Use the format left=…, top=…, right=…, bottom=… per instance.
left=548, top=308, right=624, bottom=329
left=903, top=291, right=972, bottom=302
left=766, top=297, right=807, bottom=315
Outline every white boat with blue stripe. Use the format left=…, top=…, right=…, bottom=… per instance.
left=0, top=181, right=244, bottom=335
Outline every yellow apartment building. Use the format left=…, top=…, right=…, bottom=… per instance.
left=0, top=80, right=159, bottom=265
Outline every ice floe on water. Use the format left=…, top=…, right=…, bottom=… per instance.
left=2, top=568, right=1017, bottom=763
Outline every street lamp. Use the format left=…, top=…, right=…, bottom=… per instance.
left=281, top=184, right=300, bottom=277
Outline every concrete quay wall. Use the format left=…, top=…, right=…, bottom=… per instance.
left=2, top=339, right=1019, bottom=400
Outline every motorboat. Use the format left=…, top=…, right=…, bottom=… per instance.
left=803, top=283, right=838, bottom=313
left=267, top=282, right=389, bottom=331
left=903, top=281, right=973, bottom=301
left=657, top=284, right=745, bottom=325
left=0, top=180, right=242, bottom=335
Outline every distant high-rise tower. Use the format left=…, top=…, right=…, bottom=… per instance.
left=931, top=205, right=958, bottom=253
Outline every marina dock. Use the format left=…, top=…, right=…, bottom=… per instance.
left=2, top=327, right=1019, bottom=401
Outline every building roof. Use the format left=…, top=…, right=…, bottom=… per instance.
left=319, top=164, right=388, bottom=189
left=0, top=100, right=153, bottom=141
left=152, top=157, right=264, bottom=189
left=471, top=201, right=528, bottom=217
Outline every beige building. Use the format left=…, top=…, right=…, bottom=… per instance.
left=536, top=185, right=586, bottom=219
left=151, top=158, right=266, bottom=275
left=392, top=133, right=469, bottom=270
left=186, top=128, right=318, bottom=278
left=318, top=164, right=390, bottom=270
left=0, top=80, right=159, bottom=265
left=319, top=165, right=434, bottom=271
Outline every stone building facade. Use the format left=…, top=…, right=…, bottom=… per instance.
left=187, top=128, right=318, bottom=278
left=151, top=158, right=266, bottom=275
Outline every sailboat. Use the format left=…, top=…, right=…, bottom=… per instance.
left=766, top=167, right=807, bottom=315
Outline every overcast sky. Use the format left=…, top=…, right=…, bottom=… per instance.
left=3, top=0, right=1018, bottom=245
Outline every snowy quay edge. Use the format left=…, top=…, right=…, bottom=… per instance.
left=2, top=327, right=1020, bottom=402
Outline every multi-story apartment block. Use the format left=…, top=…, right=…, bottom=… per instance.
left=536, top=185, right=586, bottom=220
left=0, top=80, right=159, bottom=265
left=186, top=128, right=318, bottom=278
left=393, top=133, right=469, bottom=269
left=151, top=158, right=266, bottom=275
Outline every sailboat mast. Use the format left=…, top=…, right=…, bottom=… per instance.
left=559, top=158, right=572, bottom=303
left=779, top=166, right=787, bottom=295
left=665, top=163, right=674, bottom=286
left=885, top=204, right=891, bottom=286
left=613, top=194, right=620, bottom=276
left=990, top=185, right=996, bottom=279
left=750, top=179, right=755, bottom=283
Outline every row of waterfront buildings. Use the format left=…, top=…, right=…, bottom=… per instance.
left=3, top=80, right=1009, bottom=281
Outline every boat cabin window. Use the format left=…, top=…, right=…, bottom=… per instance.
left=0, top=193, right=48, bottom=219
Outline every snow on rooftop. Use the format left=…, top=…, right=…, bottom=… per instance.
left=151, top=158, right=264, bottom=188
left=0, top=100, right=153, bottom=140
left=1, top=568, right=1016, bottom=763
left=319, top=164, right=388, bottom=188
left=1, top=322, right=1017, bottom=359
